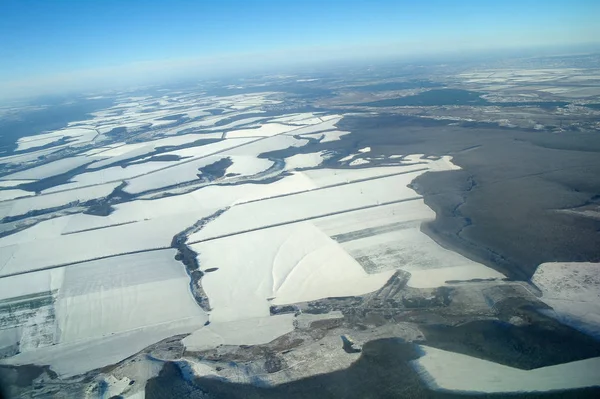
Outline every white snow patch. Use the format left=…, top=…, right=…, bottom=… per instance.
left=0, top=213, right=208, bottom=276
left=413, top=345, right=600, bottom=393
left=0, top=180, right=35, bottom=188
left=123, top=138, right=257, bottom=194
left=311, top=200, right=504, bottom=285
left=0, top=268, right=64, bottom=301
left=349, top=158, right=370, bottom=166
left=225, top=123, right=298, bottom=138
left=406, top=265, right=504, bottom=288
left=0, top=189, right=34, bottom=201
left=15, top=127, right=98, bottom=152
left=301, top=164, right=426, bottom=187
left=0, top=182, right=120, bottom=220
left=1, top=156, right=99, bottom=180
left=339, top=154, right=355, bottom=162
left=191, top=222, right=395, bottom=323
left=188, top=171, right=423, bottom=243
left=55, top=250, right=207, bottom=344
left=183, top=314, right=295, bottom=351
left=225, top=156, right=274, bottom=176
left=43, top=162, right=170, bottom=192
left=284, top=151, right=332, bottom=170
left=225, top=134, right=308, bottom=158
left=319, top=130, right=351, bottom=143
left=283, top=116, right=343, bottom=135
left=532, top=262, right=600, bottom=338
left=0, top=317, right=205, bottom=377
left=0, top=147, right=67, bottom=166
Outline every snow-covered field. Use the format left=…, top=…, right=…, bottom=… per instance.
left=55, top=250, right=207, bottom=343
left=284, top=151, right=333, bottom=170
left=312, top=201, right=504, bottom=286
left=187, top=170, right=432, bottom=242
left=1, top=88, right=593, bottom=396
left=1, top=156, right=99, bottom=181
left=15, top=127, right=98, bottom=152
left=0, top=182, right=120, bottom=220
left=190, top=222, right=395, bottom=323
left=183, top=314, right=296, bottom=351
left=0, top=250, right=207, bottom=376
left=0, top=189, right=33, bottom=201
left=413, top=345, right=600, bottom=393
left=532, top=262, right=600, bottom=338
left=225, top=123, right=298, bottom=138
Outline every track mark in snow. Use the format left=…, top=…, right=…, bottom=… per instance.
left=188, top=197, right=422, bottom=245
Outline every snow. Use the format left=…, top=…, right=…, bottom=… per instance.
left=61, top=172, right=316, bottom=235
left=312, top=200, right=504, bottom=285
left=154, top=137, right=251, bottom=158
left=225, top=123, right=298, bottom=138
left=183, top=314, right=295, bottom=351
left=225, top=155, right=274, bottom=176
left=0, top=214, right=202, bottom=276
left=413, top=345, right=600, bottom=393
left=269, top=112, right=324, bottom=125
left=0, top=189, right=34, bottom=201
left=0, top=182, right=120, bottom=220
left=230, top=171, right=318, bottom=204
left=43, top=162, right=170, bottom=193
left=87, top=142, right=152, bottom=159
left=15, top=127, right=98, bottom=152
left=0, top=93, right=525, bottom=382
left=2, top=176, right=320, bottom=274
left=283, top=116, right=343, bottom=136
left=225, top=134, right=308, bottom=157
left=55, top=250, right=207, bottom=344
left=122, top=134, right=308, bottom=194
left=87, top=134, right=227, bottom=168
left=16, top=137, right=64, bottom=151
left=532, top=262, right=600, bottom=302
left=0, top=146, right=66, bottom=165
left=201, top=116, right=267, bottom=131
left=190, top=221, right=395, bottom=323
left=121, top=155, right=224, bottom=194
left=97, top=122, right=149, bottom=134
left=313, top=200, right=431, bottom=237
left=0, top=250, right=207, bottom=377
left=349, top=158, right=370, bottom=166
left=284, top=151, right=331, bottom=170
left=0, top=316, right=205, bottom=377
left=532, top=262, right=600, bottom=338
left=301, top=164, right=427, bottom=187
left=406, top=265, right=503, bottom=287
left=1, top=156, right=99, bottom=180
left=101, top=356, right=163, bottom=399
left=0, top=180, right=35, bottom=188
left=0, top=268, right=64, bottom=301
left=123, top=138, right=257, bottom=194
left=319, top=130, right=351, bottom=143
left=187, top=171, right=422, bottom=242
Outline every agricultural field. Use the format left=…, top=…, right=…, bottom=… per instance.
left=1, top=55, right=600, bottom=398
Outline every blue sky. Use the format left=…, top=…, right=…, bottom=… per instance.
left=1, top=0, right=598, bottom=99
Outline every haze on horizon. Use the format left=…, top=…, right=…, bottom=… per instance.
left=1, top=0, right=599, bottom=101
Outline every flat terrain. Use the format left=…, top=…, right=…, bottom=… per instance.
left=1, top=53, right=599, bottom=398
left=337, top=115, right=600, bottom=279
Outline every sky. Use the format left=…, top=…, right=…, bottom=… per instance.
left=0, top=0, right=599, bottom=100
